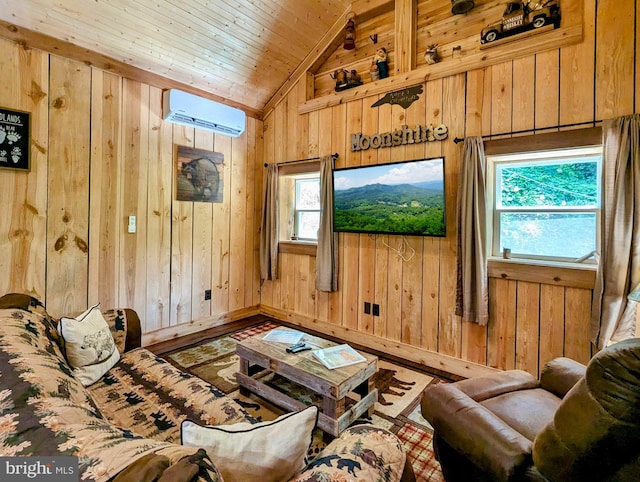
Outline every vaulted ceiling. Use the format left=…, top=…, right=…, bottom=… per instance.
left=0, top=0, right=352, bottom=116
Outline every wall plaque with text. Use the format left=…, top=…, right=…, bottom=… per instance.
left=0, top=107, right=30, bottom=172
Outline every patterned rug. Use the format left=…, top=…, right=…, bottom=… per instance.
left=164, top=322, right=445, bottom=481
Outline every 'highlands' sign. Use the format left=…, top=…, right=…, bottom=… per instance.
left=351, top=124, right=448, bottom=152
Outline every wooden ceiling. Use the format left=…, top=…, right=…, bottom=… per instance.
left=0, top=0, right=352, bottom=116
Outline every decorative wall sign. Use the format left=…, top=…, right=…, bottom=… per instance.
left=351, top=124, right=448, bottom=152
left=0, top=107, right=30, bottom=172
left=371, top=85, right=423, bottom=109
left=176, top=146, right=224, bottom=202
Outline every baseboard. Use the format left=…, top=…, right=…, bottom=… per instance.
left=142, top=306, right=261, bottom=347
left=259, top=305, right=499, bottom=380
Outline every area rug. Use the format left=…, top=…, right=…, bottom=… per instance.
left=163, top=322, right=444, bottom=481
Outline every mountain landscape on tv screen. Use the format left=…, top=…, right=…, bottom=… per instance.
left=334, top=181, right=445, bottom=236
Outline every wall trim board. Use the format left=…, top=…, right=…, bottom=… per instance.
left=278, top=241, right=317, bottom=256
left=260, top=305, right=500, bottom=379
left=488, top=259, right=596, bottom=289
left=142, top=305, right=261, bottom=346
left=484, top=126, right=603, bottom=155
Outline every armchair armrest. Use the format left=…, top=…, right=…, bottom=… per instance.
left=421, top=383, right=532, bottom=481
left=451, top=369, right=539, bottom=402
left=102, top=308, right=142, bottom=352
left=539, top=357, right=585, bottom=399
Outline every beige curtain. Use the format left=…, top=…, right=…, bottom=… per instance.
left=455, top=137, right=489, bottom=325
left=591, top=114, right=640, bottom=348
left=260, top=163, right=278, bottom=281
left=316, top=155, right=338, bottom=292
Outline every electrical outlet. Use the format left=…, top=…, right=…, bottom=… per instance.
left=204, top=289, right=212, bottom=300
left=372, top=303, right=380, bottom=316
left=364, top=301, right=371, bottom=314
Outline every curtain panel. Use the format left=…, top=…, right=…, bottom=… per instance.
left=259, top=163, right=278, bottom=281
left=316, top=155, right=339, bottom=292
left=455, top=137, right=489, bottom=325
left=591, top=114, right=640, bottom=348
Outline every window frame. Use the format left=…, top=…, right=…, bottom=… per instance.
left=484, top=127, right=603, bottom=268
left=276, top=161, right=320, bottom=255
left=487, top=147, right=602, bottom=264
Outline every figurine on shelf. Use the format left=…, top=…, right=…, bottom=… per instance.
left=331, top=69, right=362, bottom=91
left=347, top=70, right=362, bottom=87
left=330, top=69, right=348, bottom=91
left=369, top=61, right=379, bottom=81
left=424, top=44, right=441, bottom=65
left=374, top=47, right=389, bottom=79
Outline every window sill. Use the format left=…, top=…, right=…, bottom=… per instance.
left=278, top=241, right=317, bottom=256
left=487, top=258, right=596, bottom=289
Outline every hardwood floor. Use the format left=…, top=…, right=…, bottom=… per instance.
left=146, top=314, right=272, bottom=355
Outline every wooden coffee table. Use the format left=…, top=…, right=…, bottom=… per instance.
left=235, top=330, right=378, bottom=436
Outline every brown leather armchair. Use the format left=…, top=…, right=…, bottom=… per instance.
left=421, top=338, right=640, bottom=481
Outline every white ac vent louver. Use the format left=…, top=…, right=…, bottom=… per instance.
left=162, top=89, right=246, bottom=138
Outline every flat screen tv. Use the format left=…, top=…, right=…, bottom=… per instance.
left=332, top=157, right=446, bottom=237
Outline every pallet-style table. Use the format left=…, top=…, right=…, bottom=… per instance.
left=235, top=331, right=378, bottom=437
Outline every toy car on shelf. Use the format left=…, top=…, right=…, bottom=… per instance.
left=480, top=0, right=560, bottom=44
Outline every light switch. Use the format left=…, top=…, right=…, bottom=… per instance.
left=128, top=215, right=136, bottom=233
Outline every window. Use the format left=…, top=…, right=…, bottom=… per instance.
left=278, top=166, right=320, bottom=243
left=488, top=146, right=602, bottom=263
left=293, top=177, right=320, bottom=240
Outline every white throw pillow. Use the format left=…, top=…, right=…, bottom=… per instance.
left=58, top=303, right=120, bottom=386
left=181, top=406, right=318, bottom=482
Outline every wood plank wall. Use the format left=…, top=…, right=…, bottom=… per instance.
left=0, top=0, right=637, bottom=379
left=0, top=39, right=263, bottom=339
left=261, top=0, right=639, bottom=376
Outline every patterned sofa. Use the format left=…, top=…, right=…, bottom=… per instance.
left=0, top=294, right=415, bottom=482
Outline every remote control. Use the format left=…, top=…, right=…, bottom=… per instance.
left=286, top=343, right=311, bottom=353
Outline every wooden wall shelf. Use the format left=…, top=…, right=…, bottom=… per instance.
left=295, top=0, right=583, bottom=116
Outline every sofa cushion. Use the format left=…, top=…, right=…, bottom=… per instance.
left=87, top=347, right=252, bottom=443
left=0, top=294, right=64, bottom=355
left=2, top=393, right=222, bottom=482
left=0, top=307, right=90, bottom=406
left=58, top=303, right=120, bottom=386
left=290, top=424, right=409, bottom=482
left=181, top=406, right=318, bottom=482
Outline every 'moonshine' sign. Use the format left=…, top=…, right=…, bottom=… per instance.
left=351, top=124, right=448, bottom=152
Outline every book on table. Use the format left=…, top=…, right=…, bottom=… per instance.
left=312, top=344, right=367, bottom=369
left=262, top=329, right=304, bottom=344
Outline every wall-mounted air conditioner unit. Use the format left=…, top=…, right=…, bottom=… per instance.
left=162, top=89, right=246, bottom=138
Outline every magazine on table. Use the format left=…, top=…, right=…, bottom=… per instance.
left=262, top=329, right=304, bottom=344
left=312, top=344, right=367, bottom=369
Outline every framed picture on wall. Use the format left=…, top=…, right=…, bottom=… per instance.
left=0, top=107, right=30, bottom=172
left=176, top=145, right=224, bottom=202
